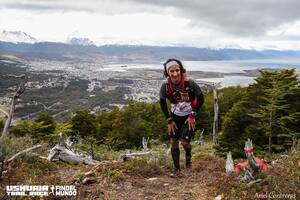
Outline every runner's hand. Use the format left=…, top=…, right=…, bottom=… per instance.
left=185, top=117, right=196, bottom=131
left=168, top=121, right=177, bottom=135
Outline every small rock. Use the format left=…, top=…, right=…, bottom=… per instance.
left=125, top=182, right=133, bottom=190
left=82, top=177, right=97, bottom=184
left=147, top=177, right=158, bottom=181
left=214, top=194, right=222, bottom=200
left=72, top=178, right=81, bottom=185
left=163, top=183, right=169, bottom=186
left=280, top=155, right=289, bottom=159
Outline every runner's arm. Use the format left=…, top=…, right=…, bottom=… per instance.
left=193, top=92, right=204, bottom=113
left=160, top=98, right=170, bottom=119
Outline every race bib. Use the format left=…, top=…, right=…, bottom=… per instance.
left=171, top=102, right=193, bottom=116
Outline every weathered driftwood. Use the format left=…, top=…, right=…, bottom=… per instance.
left=1, top=74, right=28, bottom=138
left=84, top=160, right=118, bottom=176
left=240, top=169, right=255, bottom=182
left=142, top=137, right=149, bottom=151
left=47, top=134, right=100, bottom=165
left=247, top=179, right=262, bottom=186
left=118, top=137, right=152, bottom=162
left=82, top=177, right=97, bottom=184
left=225, top=152, right=234, bottom=175
left=48, top=144, right=100, bottom=165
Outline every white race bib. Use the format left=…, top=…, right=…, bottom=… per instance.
left=171, top=102, right=193, bottom=116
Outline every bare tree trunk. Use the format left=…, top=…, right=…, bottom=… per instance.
left=2, top=97, right=17, bottom=137
left=213, top=87, right=219, bottom=144
left=245, top=138, right=260, bottom=170
left=194, top=80, right=221, bottom=144
left=1, top=75, right=27, bottom=138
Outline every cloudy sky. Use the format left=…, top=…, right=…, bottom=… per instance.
left=1, top=0, right=300, bottom=50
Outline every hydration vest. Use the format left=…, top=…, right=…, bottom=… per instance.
left=166, top=79, right=198, bottom=109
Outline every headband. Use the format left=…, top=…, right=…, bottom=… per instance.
left=165, top=60, right=179, bottom=71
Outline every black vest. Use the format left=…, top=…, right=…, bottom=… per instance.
left=166, top=81, right=196, bottom=104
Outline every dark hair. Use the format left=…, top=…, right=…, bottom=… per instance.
left=163, top=58, right=186, bottom=77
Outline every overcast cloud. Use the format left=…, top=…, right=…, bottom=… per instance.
left=1, top=0, right=300, bottom=49
left=130, top=0, right=300, bottom=36
left=2, top=0, right=300, bottom=36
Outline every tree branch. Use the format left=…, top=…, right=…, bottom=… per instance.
left=0, top=108, right=9, bottom=118
left=6, top=144, right=42, bottom=163
left=1, top=74, right=28, bottom=137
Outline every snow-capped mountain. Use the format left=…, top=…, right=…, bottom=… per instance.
left=0, top=30, right=38, bottom=44
left=93, top=39, right=144, bottom=46
left=66, top=30, right=94, bottom=46
left=67, top=37, right=94, bottom=46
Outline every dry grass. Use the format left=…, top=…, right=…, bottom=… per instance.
left=0, top=138, right=299, bottom=200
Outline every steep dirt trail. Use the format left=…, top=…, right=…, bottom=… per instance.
left=74, top=157, right=225, bottom=200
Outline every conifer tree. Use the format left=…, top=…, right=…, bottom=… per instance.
left=216, top=69, right=299, bottom=156
left=249, top=69, right=300, bottom=152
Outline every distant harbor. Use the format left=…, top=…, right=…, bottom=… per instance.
left=116, top=59, right=300, bottom=72
left=113, top=59, right=300, bottom=87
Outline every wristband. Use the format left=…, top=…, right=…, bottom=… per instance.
left=167, top=117, right=174, bottom=124
left=188, top=111, right=196, bottom=119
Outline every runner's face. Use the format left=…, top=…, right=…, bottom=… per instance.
left=168, top=65, right=181, bottom=84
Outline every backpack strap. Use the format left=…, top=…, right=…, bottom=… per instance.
left=166, top=82, right=175, bottom=103
left=166, top=79, right=195, bottom=104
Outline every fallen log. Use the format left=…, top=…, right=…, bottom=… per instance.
left=48, top=143, right=100, bottom=165
left=47, top=134, right=100, bottom=165
left=119, top=151, right=152, bottom=162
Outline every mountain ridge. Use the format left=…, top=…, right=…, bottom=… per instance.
left=1, top=41, right=300, bottom=62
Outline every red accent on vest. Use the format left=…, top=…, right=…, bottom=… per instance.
left=166, top=75, right=197, bottom=109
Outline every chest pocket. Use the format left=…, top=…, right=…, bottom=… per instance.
left=181, top=92, right=190, bottom=101
left=172, top=90, right=181, bottom=102
left=166, top=81, right=195, bottom=103
left=172, top=90, right=190, bottom=102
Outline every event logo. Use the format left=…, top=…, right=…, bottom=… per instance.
left=6, top=185, right=77, bottom=196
